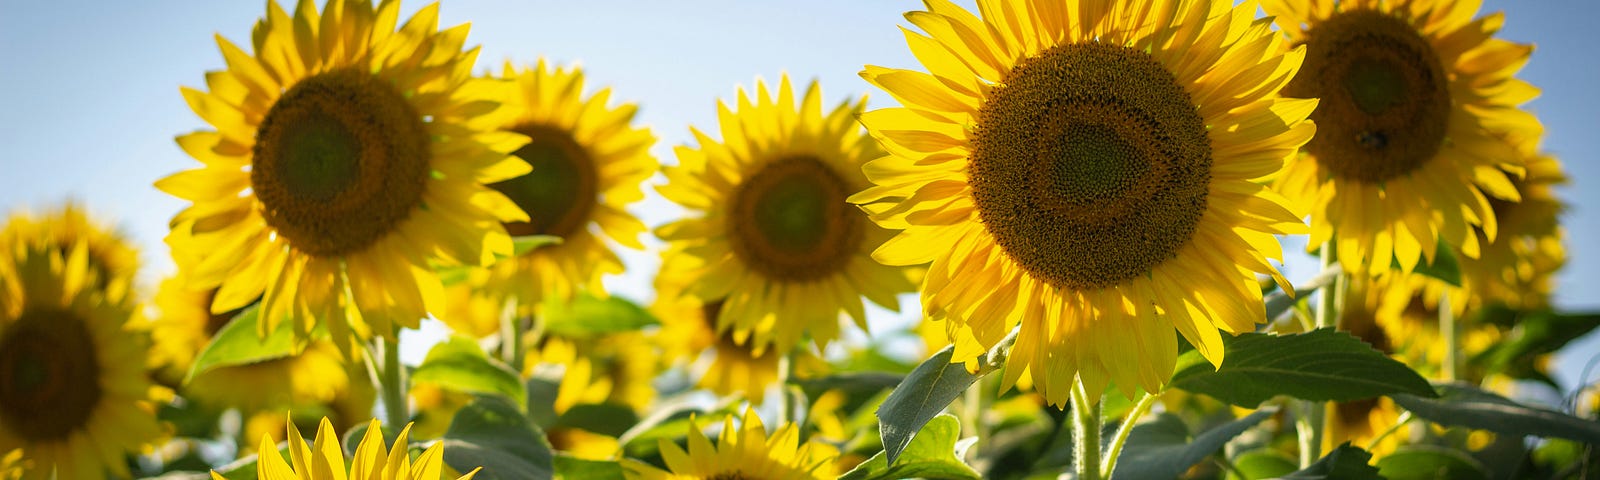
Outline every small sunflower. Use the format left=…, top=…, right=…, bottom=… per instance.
left=0, top=203, right=138, bottom=301
left=622, top=408, right=838, bottom=480
left=1457, top=154, right=1566, bottom=310
left=456, top=59, right=656, bottom=314
left=157, top=0, right=531, bottom=355
left=1265, top=0, right=1541, bottom=274
left=650, top=257, right=786, bottom=404
left=853, top=0, right=1312, bottom=404
left=1327, top=397, right=1404, bottom=457
left=657, top=75, right=915, bottom=355
left=145, top=274, right=375, bottom=415
left=216, top=417, right=478, bottom=480
left=0, top=226, right=164, bottom=479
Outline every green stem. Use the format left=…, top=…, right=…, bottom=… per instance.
left=381, top=337, right=408, bottom=428
left=776, top=349, right=794, bottom=425
left=1101, top=391, right=1158, bottom=476
left=1441, top=291, right=1458, bottom=381
left=961, top=377, right=985, bottom=461
left=498, top=296, right=519, bottom=367
left=1071, top=379, right=1103, bottom=480
left=1299, top=241, right=1341, bottom=467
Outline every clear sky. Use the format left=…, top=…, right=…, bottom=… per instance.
left=2, top=1, right=1594, bottom=394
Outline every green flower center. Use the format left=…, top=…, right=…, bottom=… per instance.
left=969, top=42, right=1211, bottom=290
left=1288, top=9, right=1451, bottom=183
left=252, top=68, right=430, bottom=257
left=728, top=156, right=861, bottom=282
left=490, top=124, right=598, bottom=239
left=0, top=308, right=103, bottom=442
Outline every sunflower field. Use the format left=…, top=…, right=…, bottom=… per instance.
left=4, top=0, right=1600, bottom=479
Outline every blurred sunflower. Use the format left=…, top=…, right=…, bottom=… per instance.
left=1327, top=397, right=1405, bottom=457
left=0, top=449, right=26, bottom=480
left=459, top=59, right=655, bottom=314
left=1457, top=154, right=1566, bottom=310
left=657, top=76, right=915, bottom=355
left=157, top=0, right=531, bottom=355
left=0, top=203, right=138, bottom=301
left=529, top=333, right=657, bottom=414
left=622, top=408, right=838, bottom=480
left=650, top=258, right=826, bottom=404
left=0, top=227, right=164, bottom=479
left=1340, top=273, right=1500, bottom=381
left=852, top=0, right=1311, bottom=404
left=220, top=417, right=478, bottom=480
left=1266, top=0, right=1540, bottom=273
left=145, top=274, right=375, bottom=419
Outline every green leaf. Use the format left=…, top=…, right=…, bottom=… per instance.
left=553, top=454, right=625, bottom=480
left=1282, top=443, right=1380, bottom=479
left=1407, top=240, right=1462, bottom=287
left=185, top=305, right=298, bottom=383
left=1169, top=328, right=1437, bottom=407
left=1375, top=445, right=1489, bottom=480
left=541, top=293, right=658, bottom=338
left=1226, top=449, right=1298, bottom=480
left=440, top=395, right=555, bottom=480
left=1263, top=265, right=1342, bottom=321
left=876, top=327, right=1016, bottom=466
left=840, top=414, right=981, bottom=480
left=513, top=235, right=564, bottom=255
left=1391, top=382, right=1600, bottom=444
left=412, top=337, right=527, bottom=409
left=1110, top=408, right=1276, bottom=480
left=553, top=403, right=640, bottom=438
left=1476, top=310, right=1600, bottom=381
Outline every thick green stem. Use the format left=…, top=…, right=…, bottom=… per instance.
left=961, top=378, right=985, bottom=460
left=1101, top=391, right=1158, bottom=476
left=1071, top=379, right=1103, bottom=480
left=1441, top=291, right=1458, bottom=381
left=1300, top=241, right=1341, bottom=467
left=381, top=337, right=408, bottom=428
left=498, top=297, right=520, bottom=367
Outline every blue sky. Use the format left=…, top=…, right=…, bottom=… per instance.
left=1, top=1, right=1594, bottom=393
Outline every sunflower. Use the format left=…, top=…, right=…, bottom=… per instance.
left=452, top=59, right=655, bottom=316
left=0, top=226, right=164, bottom=479
left=622, top=408, right=838, bottom=480
left=1265, top=0, right=1540, bottom=274
left=650, top=256, right=789, bottom=404
left=0, top=450, right=26, bottom=480
left=527, top=333, right=657, bottom=414
left=657, top=75, right=915, bottom=355
left=157, top=0, right=531, bottom=356
left=852, top=0, right=1312, bottom=404
left=1457, top=154, right=1566, bottom=310
left=0, top=203, right=139, bottom=301
left=217, top=417, right=478, bottom=480
left=1327, top=397, right=1404, bottom=457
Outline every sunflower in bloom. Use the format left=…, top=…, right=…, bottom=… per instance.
left=215, top=417, right=478, bottom=480
left=657, top=76, right=915, bottom=355
left=452, top=59, right=656, bottom=315
left=1457, top=153, right=1566, bottom=310
left=0, top=225, right=164, bottom=479
left=0, top=203, right=139, bottom=301
left=622, top=408, right=838, bottom=480
left=852, top=0, right=1313, bottom=404
left=1265, top=0, right=1540, bottom=274
left=157, top=0, right=531, bottom=355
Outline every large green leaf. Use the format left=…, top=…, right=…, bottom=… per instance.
left=541, top=293, right=658, bottom=338
left=876, top=328, right=1016, bottom=465
left=1110, top=408, right=1276, bottom=480
left=1282, top=443, right=1380, bottom=479
left=1391, top=382, right=1600, bottom=444
left=840, top=414, right=980, bottom=480
left=440, top=396, right=555, bottom=480
left=1226, top=449, right=1298, bottom=480
left=184, top=305, right=299, bottom=383
left=412, top=337, right=527, bottom=408
left=553, top=454, right=625, bottom=480
left=1375, top=445, right=1489, bottom=480
left=1169, top=328, right=1436, bottom=407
